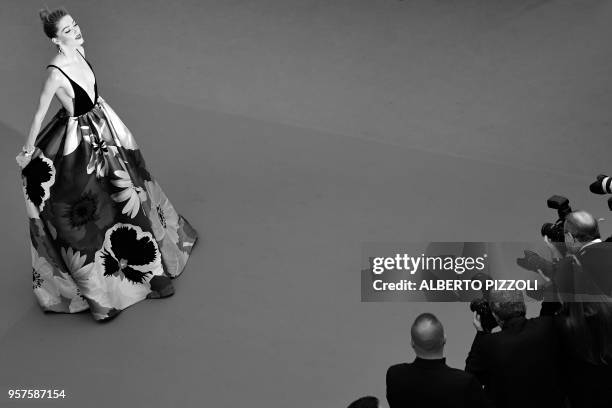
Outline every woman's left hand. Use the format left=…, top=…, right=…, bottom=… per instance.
left=16, top=149, right=34, bottom=169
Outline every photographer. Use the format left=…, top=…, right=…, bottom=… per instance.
left=465, top=289, right=566, bottom=408
left=542, top=211, right=612, bottom=407
left=544, top=211, right=612, bottom=299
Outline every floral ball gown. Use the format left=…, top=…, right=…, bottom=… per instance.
left=21, top=50, right=198, bottom=321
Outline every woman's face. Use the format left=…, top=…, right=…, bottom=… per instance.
left=53, top=15, right=84, bottom=47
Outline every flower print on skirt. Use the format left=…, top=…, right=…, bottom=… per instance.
left=21, top=98, right=198, bottom=321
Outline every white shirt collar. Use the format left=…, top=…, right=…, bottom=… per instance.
left=580, top=238, right=602, bottom=252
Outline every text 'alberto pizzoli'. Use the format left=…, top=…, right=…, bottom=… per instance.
left=372, top=279, right=538, bottom=292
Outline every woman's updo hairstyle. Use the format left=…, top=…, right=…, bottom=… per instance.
left=39, top=7, right=68, bottom=39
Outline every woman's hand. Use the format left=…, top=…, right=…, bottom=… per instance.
left=16, top=146, right=35, bottom=169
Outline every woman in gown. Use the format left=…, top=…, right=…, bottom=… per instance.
left=15, top=8, right=198, bottom=321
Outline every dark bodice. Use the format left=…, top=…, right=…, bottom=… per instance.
left=46, top=49, right=98, bottom=117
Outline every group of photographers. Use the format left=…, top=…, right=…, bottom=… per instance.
left=349, top=179, right=612, bottom=408
left=466, top=185, right=612, bottom=407
left=351, top=178, right=612, bottom=408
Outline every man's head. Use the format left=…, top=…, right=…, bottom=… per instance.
left=564, top=211, right=600, bottom=254
left=488, top=289, right=526, bottom=326
left=410, top=313, right=446, bottom=358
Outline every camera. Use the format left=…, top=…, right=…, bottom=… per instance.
left=468, top=272, right=498, bottom=333
left=540, top=195, right=572, bottom=254
left=589, top=174, right=612, bottom=211
left=470, top=298, right=498, bottom=333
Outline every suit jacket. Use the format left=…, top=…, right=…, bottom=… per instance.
left=465, top=316, right=566, bottom=408
left=386, top=357, right=488, bottom=408
left=554, top=241, right=612, bottom=300
left=540, top=302, right=612, bottom=407
left=562, top=354, right=612, bottom=407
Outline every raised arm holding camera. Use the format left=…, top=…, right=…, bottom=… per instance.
left=544, top=210, right=612, bottom=407
left=516, top=189, right=612, bottom=406
left=465, top=290, right=566, bottom=408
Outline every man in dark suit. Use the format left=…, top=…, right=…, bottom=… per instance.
left=544, top=211, right=612, bottom=406
left=546, top=210, right=612, bottom=300
left=386, top=313, right=487, bottom=408
left=465, top=290, right=567, bottom=408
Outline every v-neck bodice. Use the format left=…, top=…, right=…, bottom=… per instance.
left=47, top=50, right=98, bottom=117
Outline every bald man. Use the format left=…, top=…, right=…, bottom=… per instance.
left=564, top=210, right=602, bottom=256
left=386, top=313, right=488, bottom=408
left=544, top=211, right=612, bottom=405
left=545, top=210, right=612, bottom=298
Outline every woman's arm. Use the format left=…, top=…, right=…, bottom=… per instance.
left=23, top=69, right=62, bottom=149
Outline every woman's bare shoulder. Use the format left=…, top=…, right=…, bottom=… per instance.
left=40, top=67, right=65, bottom=97
left=45, top=59, right=68, bottom=83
